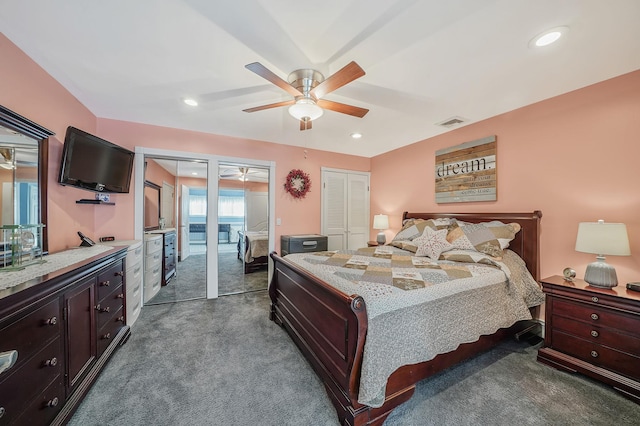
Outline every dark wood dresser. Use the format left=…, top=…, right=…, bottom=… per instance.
left=537, top=275, right=640, bottom=403
left=161, top=230, right=176, bottom=286
left=0, top=247, right=130, bottom=425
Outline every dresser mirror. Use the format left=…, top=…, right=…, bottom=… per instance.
left=0, top=105, right=54, bottom=252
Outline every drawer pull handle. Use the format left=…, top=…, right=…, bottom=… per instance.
left=45, top=317, right=57, bottom=326
left=115, top=271, right=124, bottom=277
left=591, top=296, right=599, bottom=303
left=590, top=313, right=599, bottom=321
left=95, top=304, right=110, bottom=313
left=44, top=357, right=58, bottom=367
left=118, top=316, right=125, bottom=323
left=117, top=293, right=124, bottom=299
left=590, top=350, right=599, bottom=358
left=0, top=407, right=4, bottom=418
left=591, top=330, right=599, bottom=338
left=102, top=333, right=111, bottom=340
left=100, top=280, right=110, bottom=287
left=46, top=397, right=59, bottom=408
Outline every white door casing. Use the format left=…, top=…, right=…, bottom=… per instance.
left=180, top=184, right=190, bottom=261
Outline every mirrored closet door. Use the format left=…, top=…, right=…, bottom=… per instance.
left=143, top=157, right=208, bottom=305
left=217, top=163, right=270, bottom=296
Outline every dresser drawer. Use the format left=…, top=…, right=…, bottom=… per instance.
left=126, top=292, right=141, bottom=326
left=552, top=315, right=640, bottom=355
left=96, top=261, right=125, bottom=301
left=551, top=330, right=640, bottom=379
left=552, top=298, right=639, bottom=337
left=145, top=235, right=163, bottom=255
left=0, top=298, right=61, bottom=372
left=145, top=251, right=163, bottom=272
left=97, top=307, right=125, bottom=356
left=95, top=284, right=124, bottom=330
left=0, top=337, right=63, bottom=424
left=10, top=377, right=65, bottom=426
left=126, top=244, right=143, bottom=268
left=127, top=261, right=143, bottom=293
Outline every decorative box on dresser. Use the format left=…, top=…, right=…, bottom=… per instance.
left=143, top=234, right=163, bottom=303
left=537, top=275, right=640, bottom=403
left=0, top=246, right=129, bottom=425
left=102, top=240, right=143, bottom=326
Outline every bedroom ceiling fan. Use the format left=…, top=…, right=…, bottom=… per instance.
left=243, top=61, right=369, bottom=131
left=219, top=166, right=260, bottom=181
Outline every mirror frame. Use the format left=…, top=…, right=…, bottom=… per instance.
left=0, top=105, right=54, bottom=253
left=144, top=180, right=161, bottom=231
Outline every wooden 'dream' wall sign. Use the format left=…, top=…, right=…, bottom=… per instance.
left=435, top=135, right=496, bottom=203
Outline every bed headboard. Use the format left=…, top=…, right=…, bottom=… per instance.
left=402, top=211, right=542, bottom=282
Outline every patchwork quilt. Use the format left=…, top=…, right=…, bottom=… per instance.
left=284, top=246, right=544, bottom=407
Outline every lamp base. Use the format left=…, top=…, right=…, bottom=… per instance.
left=584, top=257, right=618, bottom=288
left=376, top=232, right=386, bottom=245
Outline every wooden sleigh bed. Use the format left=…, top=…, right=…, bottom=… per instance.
left=269, top=211, right=542, bottom=425
left=237, top=230, right=269, bottom=273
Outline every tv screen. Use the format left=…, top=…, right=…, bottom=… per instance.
left=58, top=126, right=134, bottom=193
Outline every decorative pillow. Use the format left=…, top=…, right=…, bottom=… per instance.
left=446, top=220, right=520, bottom=258
left=413, top=227, right=453, bottom=259
left=390, top=218, right=451, bottom=245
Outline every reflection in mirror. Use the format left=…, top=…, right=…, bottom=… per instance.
left=218, top=163, right=270, bottom=296
left=0, top=106, right=54, bottom=253
left=144, top=180, right=161, bottom=231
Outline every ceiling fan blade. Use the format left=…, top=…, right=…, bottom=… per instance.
left=245, top=62, right=303, bottom=98
left=243, top=99, right=295, bottom=113
left=316, top=99, right=369, bottom=118
left=309, top=61, right=365, bottom=100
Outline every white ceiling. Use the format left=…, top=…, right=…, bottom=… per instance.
left=1, top=0, right=639, bottom=158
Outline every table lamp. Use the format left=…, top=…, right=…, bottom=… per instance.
left=575, top=220, right=631, bottom=288
left=373, top=214, right=389, bottom=245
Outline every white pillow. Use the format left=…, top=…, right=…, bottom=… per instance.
left=413, top=227, right=453, bottom=259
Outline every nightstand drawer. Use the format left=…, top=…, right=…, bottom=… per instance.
left=551, top=330, right=640, bottom=379
left=552, top=298, right=639, bottom=337
left=552, top=315, right=640, bottom=355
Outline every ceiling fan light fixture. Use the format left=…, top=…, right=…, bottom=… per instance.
left=288, top=98, right=323, bottom=122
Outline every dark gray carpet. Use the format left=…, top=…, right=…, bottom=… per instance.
left=218, top=252, right=268, bottom=296
left=69, top=292, right=640, bottom=426
left=147, top=254, right=207, bottom=304
left=147, top=252, right=267, bottom=304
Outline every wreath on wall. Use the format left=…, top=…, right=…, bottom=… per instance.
left=284, top=169, right=311, bottom=199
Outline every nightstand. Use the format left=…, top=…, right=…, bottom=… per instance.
left=537, top=275, right=640, bottom=403
left=367, top=241, right=379, bottom=247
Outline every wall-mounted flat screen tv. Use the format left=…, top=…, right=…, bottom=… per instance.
left=58, top=126, right=134, bottom=193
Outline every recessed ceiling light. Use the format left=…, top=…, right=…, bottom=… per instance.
left=350, top=132, right=363, bottom=139
left=184, top=98, right=198, bottom=107
left=530, top=26, right=569, bottom=48
left=191, top=172, right=198, bottom=176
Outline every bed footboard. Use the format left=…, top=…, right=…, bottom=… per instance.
left=270, top=252, right=407, bottom=425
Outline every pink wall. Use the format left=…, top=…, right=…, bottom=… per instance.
left=371, top=70, right=640, bottom=286
left=95, top=119, right=370, bottom=252
left=0, top=33, right=99, bottom=251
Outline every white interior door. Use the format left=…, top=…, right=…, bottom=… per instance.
left=180, top=184, right=190, bottom=261
left=246, top=191, right=268, bottom=231
left=322, top=170, right=347, bottom=251
left=162, top=182, right=175, bottom=228
left=321, top=169, right=370, bottom=251
left=347, top=173, right=369, bottom=249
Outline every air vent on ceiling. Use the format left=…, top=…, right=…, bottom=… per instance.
left=435, top=116, right=468, bottom=128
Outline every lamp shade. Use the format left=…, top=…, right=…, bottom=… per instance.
left=288, top=99, right=323, bottom=121
left=575, top=220, right=631, bottom=256
left=373, top=214, right=389, bottom=230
